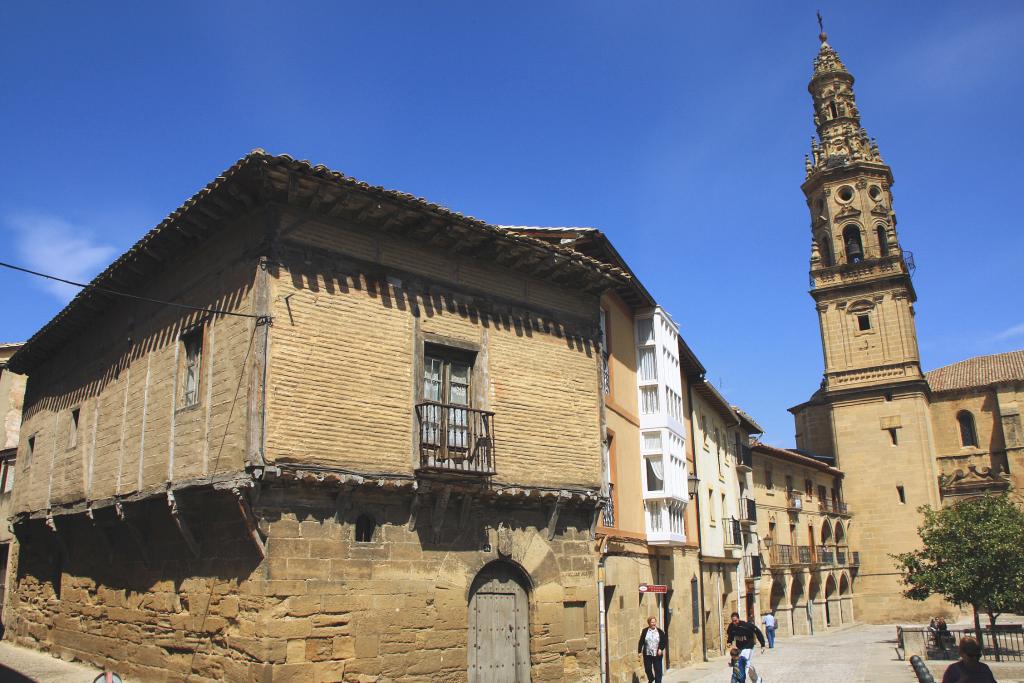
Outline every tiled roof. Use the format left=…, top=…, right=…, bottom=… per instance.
left=9, top=151, right=629, bottom=374
left=751, top=442, right=843, bottom=476
left=926, top=349, right=1024, bottom=393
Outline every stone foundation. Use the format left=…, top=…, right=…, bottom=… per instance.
left=6, top=484, right=604, bottom=682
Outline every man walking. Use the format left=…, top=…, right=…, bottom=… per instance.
left=636, top=616, right=667, bottom=683
left=726, top=612, right=765, bottom=683
left=761, top=611, right=777, bottom=649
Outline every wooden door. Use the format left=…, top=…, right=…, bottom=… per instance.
left=469, top=564, right=530, bottom=683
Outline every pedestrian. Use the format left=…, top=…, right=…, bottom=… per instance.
left=729, top=647, right=743, bottom=683
left=762, top=611, right=777, bottom=649
left=726, top=612, right=766, bottom=683
left=637, top=616, right=667, bottom=683
left=940, top=636, right=997, bottom=683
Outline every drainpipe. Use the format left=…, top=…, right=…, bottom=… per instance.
left=598, top=542, right=609, bottom=683
left=686, top=377, right=709, bottom=662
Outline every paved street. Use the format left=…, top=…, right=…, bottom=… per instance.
left=663, top=624, right=915, bottom=683
left=0, top=642, right=101, bottom=683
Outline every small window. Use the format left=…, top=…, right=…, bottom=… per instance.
left=888, top=428, right=899, bottom=446
left=0, top=457, right=15, bottom=493
left=829, top=102, right=838, bottom=119
left=876, top=225, right=890, bottom=257
left=857, top=314, right=871, bottom=331
left=26, top=436, right=35, bottom=467
left=817, top=484, right=827, bottom=502
left=69, top=408, right=80, bottom=449
left=355, top=514, right=376, bottom=542
left=645, top=457, right=665, bottom=492
left=805, top=479, right=813, bottom=497
left=837, top=185, right=854, bottom=202
left=957, top=411, right=978, bottom=448
left=180, top=327, right=204, bottom=408
left=765, top=468, right=773, bottom=490
left=896, top=486, right=906, bottom=504
left=785, top=475, right=794, bottom=492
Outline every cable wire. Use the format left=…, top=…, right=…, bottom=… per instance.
left=0, top=259, right=265, bottom=320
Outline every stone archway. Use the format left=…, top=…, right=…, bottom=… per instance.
left=839, top=572, right=854, bottom=624
left=790, top=575, right=808, bottom=635
left=468, top=560, right=531, bottom=683
left=820, top=519, right=833, bottom=546
left=768, top=578, right=790, bottom=636
left=807, top=573, right=823, bottom=634
left=824, top=574, right=839, bottom=626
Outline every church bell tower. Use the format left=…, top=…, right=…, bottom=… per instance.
left=791, top=26, right=946, bottom=625
left=803, top=30, right=922, bottom=393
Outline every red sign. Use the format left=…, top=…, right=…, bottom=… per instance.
left=638, top=583, right=668, bottom=594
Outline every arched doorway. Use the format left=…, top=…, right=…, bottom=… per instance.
left=807, top=574, right=821, bottom=635
left=824, top=575, right=838, bottom=626
left=839, top=573, right=853, bottom=624
left=790, top=576, right=807, bottom=635
left=468, top=561, right=531, bottom=682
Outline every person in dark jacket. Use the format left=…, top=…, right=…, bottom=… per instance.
left=725, top=612, right=765, bottom=683
left=636, top=616, right=668, bottom=683
left=940, top=637, right=997, bottom=683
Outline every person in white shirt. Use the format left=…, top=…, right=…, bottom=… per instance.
left=636, top=616, right=667, bottom=683
left=762, top=611, right=777, bottom=649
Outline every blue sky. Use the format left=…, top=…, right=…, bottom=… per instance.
left=2, top=2, right=1023, bottom=445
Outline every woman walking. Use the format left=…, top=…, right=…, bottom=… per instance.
left=637, top=616, right=667, bottom=683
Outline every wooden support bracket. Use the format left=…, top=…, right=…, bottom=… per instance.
left=408, top=482, right=431, bottom=531
left=589, top=501, right=604, bottom=541
left=115, top=501, right=152, bottom=567
left=232, top=487, right=266, bottom=560
left=431, top=485, right=452, bottom=544
left=167, top=491, right=201, bottom=559
left=546, top=492, right=571, bottom=541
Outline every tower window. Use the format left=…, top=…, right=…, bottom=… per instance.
left=69, top=408, right=80, bottom=449
left=829, top=102, right=838, bottom=119
left=857, top=314, right=871, bottom=331
left=837, top=186, right=855, bottom=203
left=869, top=185, right=882, bottom=201
left=876, top=225, right=890, bottom=257
left=896, top=486, right=906, bottom=504
left=957, top=411, right=978, bottom=448
left=843, top=225, right=864, bottom=263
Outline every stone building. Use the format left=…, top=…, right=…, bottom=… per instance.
left=4, top=151, right=629, bottom=682
left=507, top=227, right=704, bottom=681
left=0, top=342, right=26, bottom=632
left=788, top=30, right=1024, bottom=624
left=751, top=443, right=856, bottom=637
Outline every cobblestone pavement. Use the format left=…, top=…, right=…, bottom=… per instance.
left=0, top=642, right=101, bottom=683
left=662, top=624, right=916, bottom=683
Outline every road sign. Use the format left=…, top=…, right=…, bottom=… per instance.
left=638, top=583, right=668, bottom=594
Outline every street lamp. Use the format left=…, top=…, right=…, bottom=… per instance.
left=687, top=472, right=700, bottom=499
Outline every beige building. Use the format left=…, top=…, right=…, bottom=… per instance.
left=0, top=343, right=26, bottom=632
left=751, top=443, right=856, bottom=637
left=511, top=227, right=704, bottom=681
left=789, top=31, right=1024, bottom=624
left=5, top=151, right=631, bottom=682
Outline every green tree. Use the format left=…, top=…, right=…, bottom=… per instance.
left=893, top=493, right=1024, bottom=657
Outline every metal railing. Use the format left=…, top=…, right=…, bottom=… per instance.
left=788, top=495, right=804, bottom=511
left=740, top=497, right=757, bottom=524
left=851, top=551, right=860, bottom=566
left=836, top=548, right=848, bottom=566
left=914, top=626, right=1024, bottom=662
left=770, top=544, right=794, bottom=567
left=819, top=499, right=849, bottom=515
left=415, top=402, right=496, bottom=475
left=602, top=484, right=615, bottom=527
left=797, top=545, right=813, bottom=565
left=819, top=547, right=835, bottom=566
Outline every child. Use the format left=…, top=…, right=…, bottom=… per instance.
left=729, top=647, right=764, bottom=683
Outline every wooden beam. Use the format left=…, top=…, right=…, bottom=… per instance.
left=232, top=487, right=266, bottom=560
left=408, top=482, right=430, bottom=531
left=546, top=492, right=570, bottom=540
left=166, top=491, right=201, bottom=558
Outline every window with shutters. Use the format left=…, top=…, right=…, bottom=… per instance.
left=179, top=327, right=204, bottom=408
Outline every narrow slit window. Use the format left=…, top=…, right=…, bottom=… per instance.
left=26, top=436, right=35, bottom=466
left=896, top=485, right=906, bottom=504
left=180, top=327, right=204, bottom=408
left=69, top=408, right=80, bottom=448
left=355, top=514, right=377, bottom=543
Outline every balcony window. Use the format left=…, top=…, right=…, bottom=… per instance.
left=640, top=386, right=659, bottom=415
left=638, top=347, right=657, bottom=382
left=642, top=431, right=662, bottom=452
left=645, top=457, right=665, bottom=492
left=417, top=348, right=494, bottom=474
left=637, top=318, right=655, bottom=346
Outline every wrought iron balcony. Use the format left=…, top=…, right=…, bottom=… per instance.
left=740, top=497, right=757, bottom=525
left=769, top=544, right=794, bottom=567
left=602, top=484, right=615, bottom=528
left=851, top=551, right=860, bottom=566
left=415, top=402, right=495, bottom=476
left=797, top=545, right=813, bottom=565
left=836, top=547, right=848, bottom=566
left=819, top=498, right=851, bottom=515
left=820, top=547, right=835, bottom=566
left=787, top=494, right=804, bottom=512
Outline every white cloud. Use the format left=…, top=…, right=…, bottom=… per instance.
left=993, top=322, right=1024, bottom=342
left=6, top=212, right=118, bottom=302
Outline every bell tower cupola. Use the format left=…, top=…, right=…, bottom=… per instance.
left=801, top=24, right=922, bottom=393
